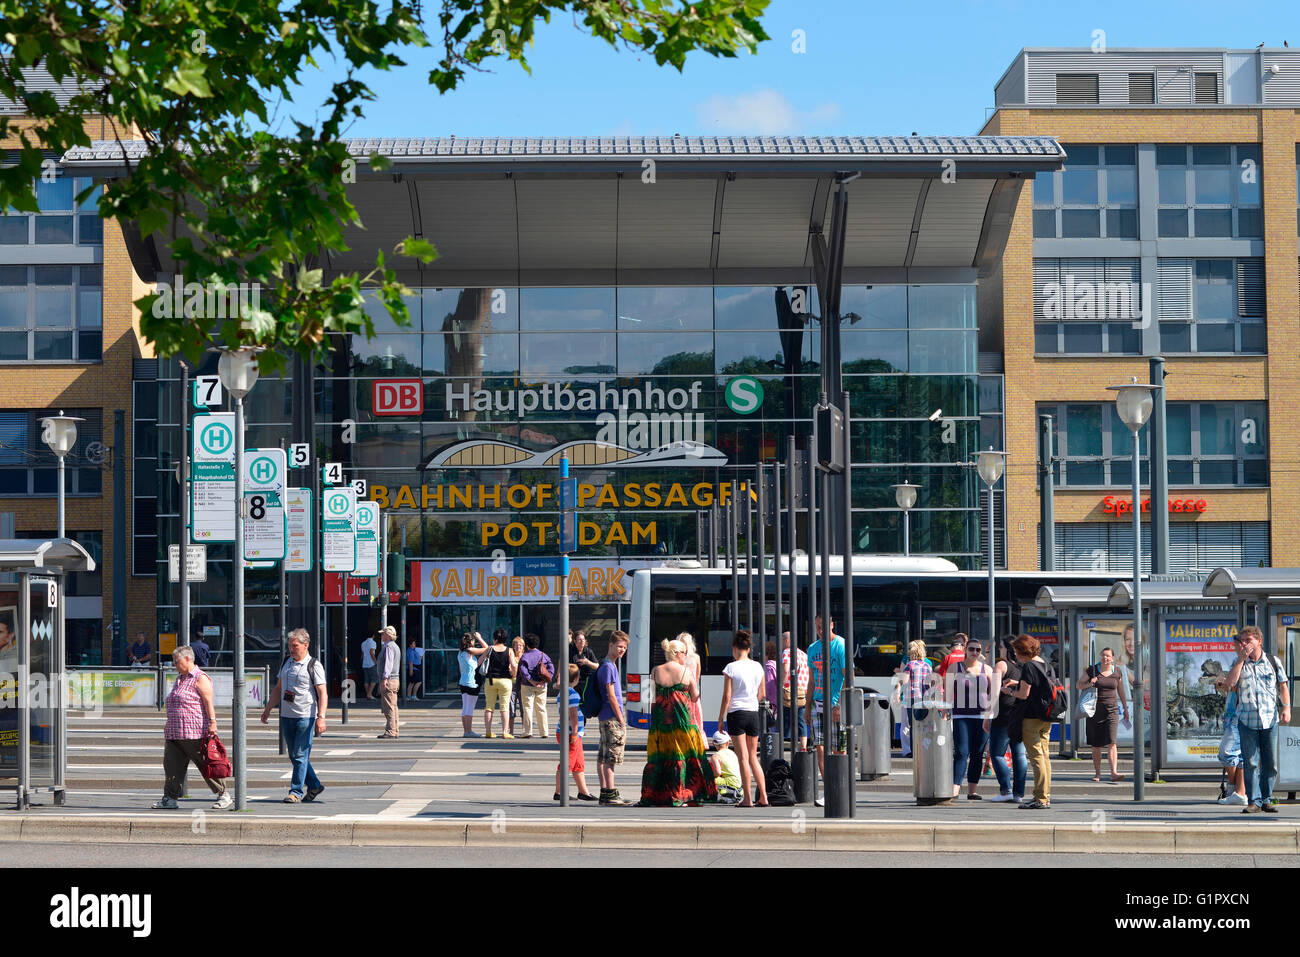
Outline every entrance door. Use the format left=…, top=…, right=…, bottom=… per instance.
left=423, top=605, right=519, bottom=694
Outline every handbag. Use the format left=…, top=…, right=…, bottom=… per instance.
left=1076, top=663, right=1098, bottom=719
left=1076, top=687, right=1097, bottom=719
left=476, top=646, right=492, bottom=684
left=199, top=731, right=232, bottom=779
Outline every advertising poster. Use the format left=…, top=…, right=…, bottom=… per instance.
left=1, top=605, right=19, bottom=774
left=66, top=671, right=158, bottom=707
left=164, top=670, right=266, bottom=707
left=1163, top=618, right=1238, bottom=766
left=1019, top=607, right=1060, bottom=673
left=1083, top=618, right=1149, bottom=747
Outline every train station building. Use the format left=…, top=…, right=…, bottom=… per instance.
left=58, top=133, right=1063, bottom=681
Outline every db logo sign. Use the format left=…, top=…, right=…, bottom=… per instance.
left=373, top=379, right=423, bottom=416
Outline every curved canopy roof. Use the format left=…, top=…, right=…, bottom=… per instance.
left=1202, top=567, right=1300, bottom=600
left=0, top=538, right=96, bottom=572
left=61, top=135, right=1064, bottom=287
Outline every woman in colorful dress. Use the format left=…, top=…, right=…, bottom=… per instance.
left=639, top=638, right=717, bottom=806
left=679, top=631, right=705, bottom=736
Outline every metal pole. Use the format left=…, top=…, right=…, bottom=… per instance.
left=807, top=421, right=818, bottom=804
left=903, top=508, right=910, bottom=557
left=1149, top=357, right=1169, bottom=575
left=840, top=390, right=855, bottom=817
left=1040, top=414, right=1056, bottom=571
left=340, top=580, right=348, bottom=725
left=278, top=436, right=286, bottom=756
left=757, top=465, right=767, bottom=665
left=400, top=522, right=409, bottom=698
left=57, top=455, right=65, bottom=539
left=709, top=504, right=718, bottom=569
left=729, top=486, right=739, bottom=630
left=232, top=393, right=247, bottom=811
left=17, top=576, right=29, bottom=808
left=820, top=467, right=833, bottom=815
left=380, top=514, right=389, bottom=631
left=180, top=363, right=190, bottom=654
left=1132, top=433, right=1145, bottom=802
left=695, top=511, right=702, bottom=565
left=774, top=460, right=784, bottom=762
left=745, top=479, right=754, bottom=634
left=988, top=477, right=996, bottom=658
left=558, top=455, right=570, bottom=808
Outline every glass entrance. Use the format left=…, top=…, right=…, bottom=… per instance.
left=423, top=604, right=519, bottom=694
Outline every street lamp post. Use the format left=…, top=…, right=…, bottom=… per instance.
left=891, top=482, right=919, bottom=557
left=1107, top=376, right=1159, bottom=803
left=975, top=449, right=1006, bottom=652
left=40, top=411, right=84, bottom=539
left=217, top=346, right=260, bottom=811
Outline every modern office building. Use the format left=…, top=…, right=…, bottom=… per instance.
left=59, top=135, right=1064, bottom=682
left=0, top=85, right=156, bottom=664
left=984, top=48, right=1300, bottom=573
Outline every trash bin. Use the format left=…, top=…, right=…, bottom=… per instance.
left=859, top=693, right=891, bottom=780
left=911, top=701, right=954, bottom=806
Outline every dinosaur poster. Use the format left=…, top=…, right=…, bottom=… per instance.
left=1162, top=618, right=1239, bottom=766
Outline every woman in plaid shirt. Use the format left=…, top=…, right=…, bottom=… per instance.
left=152, top=645, right=230, bottom=810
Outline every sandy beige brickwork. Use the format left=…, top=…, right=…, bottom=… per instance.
left=984, top=108, right=1299, bottom=568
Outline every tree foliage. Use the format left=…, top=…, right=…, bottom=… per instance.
left=0, top=0, right=769, bottom=370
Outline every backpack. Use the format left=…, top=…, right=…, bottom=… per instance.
left=579, top=670, right=605, bottom=720
left=766, top=758, right=796, bottom=806
left=1042, top=662, right=1068, bottom=721
left=199, top=732, right=232, bottom=779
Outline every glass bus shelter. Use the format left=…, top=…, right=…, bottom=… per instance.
left=0, top=538, right=95, bottom=809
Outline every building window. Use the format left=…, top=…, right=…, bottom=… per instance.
left=1033, top=258, right=1142, bottom=354
left=0, top=176, right=102, bottom=246
left=1157, top=258, right=1265, bottom=353
left=0, top=265, right=102, bottom=362
left=1033, top=145, right=1137, bottom=239
left=1156, top=144, right=1262, bottom=238
left=1194, top=72, right=1219, bottom=104
left=1128, top=73, right=1156, bottom=104
left=0, top=408, right=103, bottom=496
left=1045, top=522, right=1268, bottom=574
left=1040, top=401, right=1267, bottom=488
left=1056, top=74, right=1099, bottom=104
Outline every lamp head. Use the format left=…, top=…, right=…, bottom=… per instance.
left=891, top=481, right=920, bottom=511
left=40, top=411, right=84, bottom=458
left=216, top=346, right=262, bottom=398
left=1106, top=376, right=1159, bottom=431
left=975, top=447, right=1006, bottom=486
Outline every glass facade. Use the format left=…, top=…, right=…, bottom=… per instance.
left=149, top=282, right=993, bottom=667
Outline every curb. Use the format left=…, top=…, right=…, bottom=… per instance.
left=2, top=815, right=1297, bottom=853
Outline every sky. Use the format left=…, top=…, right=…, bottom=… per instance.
left=272, top=0, right=1300, bottom=141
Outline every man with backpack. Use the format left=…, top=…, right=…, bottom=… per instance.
left=1004, top=634, right=1064, bottom=810
left=1225, top=625, right=1291, bottom=814
left=260, top=628, right=327, bottom=803
left=517, top=632, right=555, bottom=738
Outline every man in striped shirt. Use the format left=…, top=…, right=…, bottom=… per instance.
left=1225, top=625, right=1291, bottom=813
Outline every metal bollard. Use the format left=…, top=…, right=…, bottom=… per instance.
left=912, top=702, right=954, bottom=806
left=859, top=693, right=892, bottom=780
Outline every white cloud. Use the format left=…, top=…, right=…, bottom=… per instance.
left=695, top=89, right=841, bottom=135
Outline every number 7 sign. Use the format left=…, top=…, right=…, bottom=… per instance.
left=193, top=375, right=223, bottom=409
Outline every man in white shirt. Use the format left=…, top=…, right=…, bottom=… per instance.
left=361, top=634, right=378, bottom=700
left=376, top=626, right=401, bottom=738
left=260, top=628, right=327, bottom=803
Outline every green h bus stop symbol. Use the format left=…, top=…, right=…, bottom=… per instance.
left=249, top=457, right=276, bottom=485
left=200, top=422, right=233, bottom=456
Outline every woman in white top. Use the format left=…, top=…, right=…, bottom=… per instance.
left=717, top=630, right=768, bottom=807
